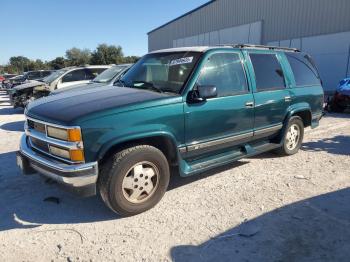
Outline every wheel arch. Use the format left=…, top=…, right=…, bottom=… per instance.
left=98, top=132, right=180, bottom=167
left=275, top=104, right=311, bottom=144
left=286, top=104, right=312, bottom=128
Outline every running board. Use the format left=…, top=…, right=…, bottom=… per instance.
left=179, top=142, right=281, bottom=177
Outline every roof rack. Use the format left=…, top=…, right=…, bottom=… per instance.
left=218, top=44, right=300, bottom=52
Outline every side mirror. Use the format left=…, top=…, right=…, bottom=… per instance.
left=188, top=85, right=217, bottom=103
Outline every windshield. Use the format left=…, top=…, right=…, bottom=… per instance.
left=92, top=65, right=128, bottom=83
left=119, top=52, right=201, bottom=94
left=42, top=69, right=68, bottom=83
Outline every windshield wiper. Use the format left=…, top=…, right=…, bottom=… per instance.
left=132, top=81, right=163, bottom=93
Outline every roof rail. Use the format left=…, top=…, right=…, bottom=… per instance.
left=217, top=44, right=300, bottom=52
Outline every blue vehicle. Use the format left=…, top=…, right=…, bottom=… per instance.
left=327, top=78, right=350, bottom=112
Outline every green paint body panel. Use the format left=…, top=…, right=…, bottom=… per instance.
left=27, top=47, right=324, bottom=177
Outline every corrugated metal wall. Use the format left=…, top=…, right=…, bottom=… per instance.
left=148, top=0, right=350, bottom=51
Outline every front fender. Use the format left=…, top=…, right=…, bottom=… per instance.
left=96, top=130, right=179, bottom=161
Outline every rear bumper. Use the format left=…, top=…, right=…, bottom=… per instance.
left=18, top=134, right=98, bottom=196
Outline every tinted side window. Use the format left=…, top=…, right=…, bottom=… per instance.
left=250, top=54, right=285, bottom=91
left=286, top=53, right=320, bottom=86
left=62, top=69, right=86, bottom=83
left=41, top=71, right=51, bottom=77
left=85, top=68, right=106, bottom=80
left=197, top=53, right=248, bottom=97
left=27, top=72, right=41, bottom=80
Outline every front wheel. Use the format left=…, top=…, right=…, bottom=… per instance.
left=99, top=145, right=170, bottom=216
left=275, top=116, right=304, bottom=156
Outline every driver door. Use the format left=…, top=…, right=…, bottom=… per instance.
left=184, top=51, right=254, bottom=158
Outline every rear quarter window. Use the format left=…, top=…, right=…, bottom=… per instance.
left=286, top=53, right=320, bottom=86
left=86, top=68, right=107, bottom=79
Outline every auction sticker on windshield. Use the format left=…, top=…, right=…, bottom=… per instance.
left=169, top=57, right=193, bottom=66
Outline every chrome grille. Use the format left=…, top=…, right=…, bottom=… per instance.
left=30, top=137, right=49, bottom=153
left=25, top=116, right=84, bottom=164
left=27, top=119, right=46, bottom=133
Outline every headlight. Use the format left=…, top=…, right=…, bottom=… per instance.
left=47, top=126, right=82, bottom=142
left=49, top=145, right=70, bottom=159
left=49, top=145, right=85, bottom=162
left=33, top=85, right=48, bottom=91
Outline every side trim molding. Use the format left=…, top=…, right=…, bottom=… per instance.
left=179, top=124, right=283, bottom=154
left=254, top=124, right=283, bottom=136
left=186, top=132, right=253, bottom=153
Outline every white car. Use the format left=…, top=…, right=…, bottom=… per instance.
left=10, top=65, right=110, bottom=108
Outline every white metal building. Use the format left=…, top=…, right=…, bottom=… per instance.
left=148, top=0, right=350, bottom=93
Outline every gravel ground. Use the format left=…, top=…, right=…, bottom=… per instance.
left=0, top=90, right=349, bottom=262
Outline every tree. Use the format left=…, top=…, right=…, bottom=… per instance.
left=65, top=47, right=91, bottom=66
left=122, top=56, right=140, bottom=64
left=27, top=59, right=49, bottom=71
left=9, top=56, right=31, bottom=72
left=49, top=57, right=66, bottom=69
left=91, top=44, right=124, bottom=65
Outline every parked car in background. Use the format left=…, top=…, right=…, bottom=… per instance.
left=0, top=76, right=4, bottom=89
left=327, top=78, right=350, bottom=112
left=9, top=65, right=110, bottom=108
left=1, top=74, right=19, bottom=89
left=2, top=75, right=23, bottom=89
left=51, top=64, right=132, bottom=95
left=18, top=45, right=324, bottom=216
left=3, top=70, right=53, bottom=89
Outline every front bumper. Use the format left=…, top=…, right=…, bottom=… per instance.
left=18, top=134, right=98, bottom=196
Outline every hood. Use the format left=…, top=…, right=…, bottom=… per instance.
left=50, top=82, right=107, bottom=95
left=14, top=80, right=45, bottom=91
left=26, top=85, right=171, bottom=124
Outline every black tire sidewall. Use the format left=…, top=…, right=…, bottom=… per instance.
left=107, top=146, right=170, bottom=216
left=282, top=117, right=304, bottom=155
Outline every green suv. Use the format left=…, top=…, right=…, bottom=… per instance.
left=17, top=45, right=324, bottom=216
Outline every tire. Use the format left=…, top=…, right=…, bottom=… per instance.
left=98, top=145, right=170, bottom=216
left=275, top=116, right=304, bottom=156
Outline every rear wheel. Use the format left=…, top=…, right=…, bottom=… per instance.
left=275, top=116, right=304, bottom=156
left=99, top=145, right=170, bottom=216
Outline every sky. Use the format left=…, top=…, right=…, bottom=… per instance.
left=0, top=0, right=208, bottom=64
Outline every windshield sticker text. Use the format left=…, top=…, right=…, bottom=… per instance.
left=169, top=57, right=194, bottom=66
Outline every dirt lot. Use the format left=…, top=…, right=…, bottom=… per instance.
left=0, top=90, right=349, bottom=262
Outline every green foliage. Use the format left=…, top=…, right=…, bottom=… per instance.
left=122, top=56, right=140, bottom=63
left=8, top=56, right=31, bottom=73
left=65, top=47, right=92, bottom=66
left=91, top=44, right=124, bottom=65
left=49, top=57, right=67, bottom=69
left=1, top=44, right=140, bottom=74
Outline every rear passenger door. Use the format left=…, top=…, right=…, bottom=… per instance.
left=245, top=51, right=291, bottom=137
left=184, top=51, right=254, bottom=158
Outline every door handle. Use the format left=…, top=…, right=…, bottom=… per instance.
left=285, top=96, right=292, bottom=102
left=245, top=101, right=254, bottom=108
